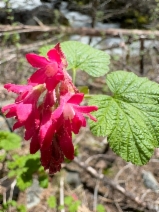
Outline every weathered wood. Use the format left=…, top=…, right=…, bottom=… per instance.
left=0, top=25, right=159, bottom=38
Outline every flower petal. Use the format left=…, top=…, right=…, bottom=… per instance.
left=26, top=53, right=49, bottom=68
left=16, top=104, right=32, bottom=122
left=1, top=104, right=17, bottom=118
left=68, top=93, right=84, bottom=104
left=45, top=76, right=59, bottom=91
left=39, top=110, right=55, bottom=150
left=86, top=113, right=97, bottom=122
left=30, top=133, right=40, bottom=154
left=58, top=121, right=74, bottom=160
left=52, top=104, right=64, bottom=121
left=54, top=43, right=68, bottom=68
left=13, top=121, right=24, bottom=130
left=4, top=84, right=32, bottom=94
left=44, top=91, right=55, bottom=108
left=71, top=113, right=85, bottom=134
left=73, top=105, right=98, bottom=122
left=47, top=48, right=62, bottom=64
left=24, top=127, right=35, bottom=140
left=40, top=147, right=51, bottom=169
left=28, top=68, right=46, bottom=84
left=73, top=105, right=98, bottom=113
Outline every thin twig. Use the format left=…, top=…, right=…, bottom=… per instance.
left=114, top=163, right=133, bottom=183
left=3, top=191, right=6, bottom=205
left=73, top=157, right=155, bottom=211
left=9, top=179, right=17, bottom=212
left=114, top=201, right=123, bottom=212
left=60, top=177, right=65, bottom=212
left=9, top=179, right=16, bottom=201
left=93, top=170, right=101, bottom=211
left=0, top=112, right=13, bottom=132
left=85, top=154, right=115, bottom=165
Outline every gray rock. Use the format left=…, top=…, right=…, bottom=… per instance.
left=27, top=178, right=43, bottom=209
left=0, top=116, right=10, bottom=131
left=66, top=171, right=81, bottom=188
left=142, top=170, right=159, bottom=191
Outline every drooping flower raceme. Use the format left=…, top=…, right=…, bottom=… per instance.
left=1, top=43, right=98, bottom=175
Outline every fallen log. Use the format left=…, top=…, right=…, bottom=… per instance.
left=0, top=25, right=159, bottom=38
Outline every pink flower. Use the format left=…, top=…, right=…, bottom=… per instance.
left=51, top=92, right=98, bottom=160
left=38, top=91, right=56, bottom=150
left=1, top=83, right=45, bottom=140
left=29, top=91, right=56, bottom=153
left=40, top=137, right=64, bottom=175
left=1, top=43, right=99, bottom=175
left=26, top=43, right=66, bottom=91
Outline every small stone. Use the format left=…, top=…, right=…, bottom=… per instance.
left=0, top=116, right=9, bottom=131
left=27, top=178, right=43, bottom=209
left=142, top=170, right=159, bottom=191
left=66, top=171, right=81, bottom=188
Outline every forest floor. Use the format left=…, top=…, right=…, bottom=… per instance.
left=0, top=44, right=159, bottom=212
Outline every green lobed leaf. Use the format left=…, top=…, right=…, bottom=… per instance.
left=97, top=204, right=106, bottom=212
left=39, top=41, right=110, bottom=77
left=61, top=41, right=110, bottom=77
left=68, top=201, right=81, bottom=212
left=17, top=205, right=27, bottom=212
left=64, top=196, right=73, bottom=205
left=7, top=153, right=44, bottom=191
left=89, top=71, right=159, bottom=165
left=0, top=131, right=21, bottom=151
left=47, top=196, right=57, bottom=209
left=39, top=175, right=48, bottom=188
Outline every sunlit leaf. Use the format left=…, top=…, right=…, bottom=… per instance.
left=0, top=131, right=21, bottom=151
left=89, top=71, right=159, bottom=165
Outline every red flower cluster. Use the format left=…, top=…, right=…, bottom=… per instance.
left=1, top=43, right=98, bottom=174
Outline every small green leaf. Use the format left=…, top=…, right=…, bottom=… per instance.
left=2, top=203, right=8, bottom=210
left=47, top=196, right=56, bottom=209
left=78, top=86, right=89, bottom=95
left=89, top=71, right=159, bottom=165
left=7, top=153, right=42, bottom=191
left=97, top=204, right=106, bottom=212
left=17, top=205, right=27, bottom=212
left=17, top=174, right=32, bottom=190
left=64, top=196, right=73, bottom=205
left=39, top=175, right=48, bottom=188
left=8, top=200, right=17, bottom=207
left=0, top=131, right=21, bottom=151
left=68, top=201, right=81, bottom=212
left=39, top=41, right=110, bottom=77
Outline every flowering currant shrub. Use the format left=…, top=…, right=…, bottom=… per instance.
left=1, top=43, right=98, bottom=175
left=2, top=40, right=159, bottom=175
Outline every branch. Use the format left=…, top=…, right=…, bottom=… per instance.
left=73, top=157, right=155, bottom=211
left=0, top=25, right=159, bottom=38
